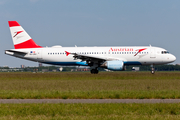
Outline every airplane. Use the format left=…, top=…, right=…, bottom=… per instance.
left=5, top=21, right=176, bottom=74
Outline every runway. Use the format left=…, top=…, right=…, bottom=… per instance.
left=1, top=99, right=180, bottom=103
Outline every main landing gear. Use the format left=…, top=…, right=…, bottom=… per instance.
left=151, top=65, right=155, bottom=74
left=90, top=68, right=99, bottom=74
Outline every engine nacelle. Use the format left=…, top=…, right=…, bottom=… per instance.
left=101, top=60, right=124, bottom=71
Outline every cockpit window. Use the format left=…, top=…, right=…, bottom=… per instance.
left=161, top=51, right=169, bottom=54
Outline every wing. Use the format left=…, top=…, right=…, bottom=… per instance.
left=65, top=51, right=119, bottom=66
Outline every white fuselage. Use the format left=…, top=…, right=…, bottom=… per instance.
left=6, top=46, right=176, bottom=66
left=6, top=21, right=176, bottom=73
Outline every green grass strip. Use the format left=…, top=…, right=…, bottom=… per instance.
left=0, top=103, right=180, bottom=119
left=0, top=72, right=180, bottom=99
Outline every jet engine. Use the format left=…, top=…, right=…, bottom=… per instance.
left=101, top=60, right=124, bottom=71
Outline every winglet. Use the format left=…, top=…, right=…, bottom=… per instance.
left=65, top=51, right=71, bottom=56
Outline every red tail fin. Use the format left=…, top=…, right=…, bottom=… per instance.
left=8, top=21, right=42, bottom=49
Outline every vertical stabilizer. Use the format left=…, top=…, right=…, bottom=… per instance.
left=8, top=21, right=42, bottom=49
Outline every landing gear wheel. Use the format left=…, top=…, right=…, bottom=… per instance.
left=151, top=67, right=155, bottom=74
left=151, top=70, right=155, bottom=74
left=90, top=69, right=99, bottom=74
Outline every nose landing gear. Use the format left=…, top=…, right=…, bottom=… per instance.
left=151, top=65, right=155, bottom=74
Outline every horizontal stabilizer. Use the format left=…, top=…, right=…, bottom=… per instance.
left=5, top=49, right=28, bottom=56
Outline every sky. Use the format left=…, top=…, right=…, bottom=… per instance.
left=0, top=0, right=180, bottom=67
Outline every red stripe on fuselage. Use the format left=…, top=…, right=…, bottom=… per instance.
left=138, top=48, right=147, bottom=52
left=134, top=48, right=147, bottom=56
left=8, top=21, right=20, bottom=27
left=14, top=39, right=42, bottom=49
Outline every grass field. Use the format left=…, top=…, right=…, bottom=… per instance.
left=0, top=72, right=180, bottom=99
left=0, top=103, right=180, bottom=119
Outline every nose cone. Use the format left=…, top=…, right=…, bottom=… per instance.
left=170, top=54, right=176, bottom=62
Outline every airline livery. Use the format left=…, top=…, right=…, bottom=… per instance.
left=5, top=21, right=176, bottom=74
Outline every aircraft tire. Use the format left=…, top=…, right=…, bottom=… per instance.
left=151, top=70, right=155, bottom=74
left=91, top=69, right=99, bottom=74
left=151, top=67, right=155, bottom=74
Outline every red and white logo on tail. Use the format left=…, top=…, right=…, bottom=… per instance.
left=8, top=21, right=42, bottom=49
